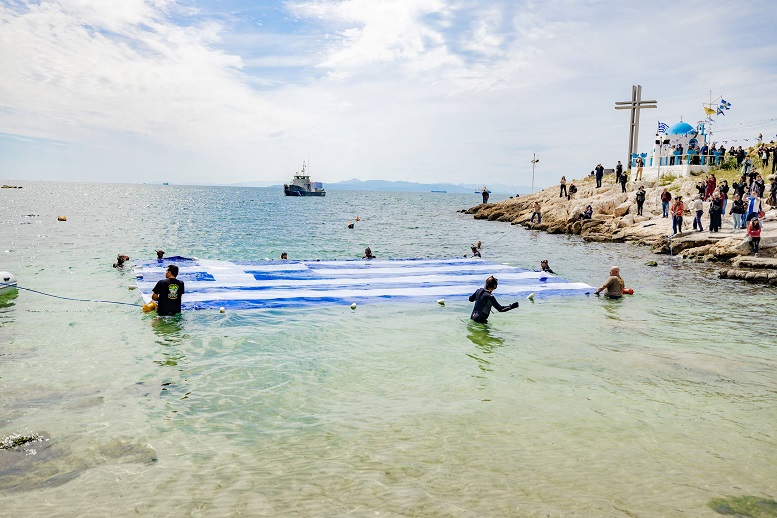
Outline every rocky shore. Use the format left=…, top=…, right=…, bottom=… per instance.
left=463, top=175, right=777, bottom=285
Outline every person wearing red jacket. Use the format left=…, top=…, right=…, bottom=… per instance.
left=747, top=218, right=762, bottom=257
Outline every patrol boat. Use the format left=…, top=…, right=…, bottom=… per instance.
left=283, top=162, right=326, bottom=197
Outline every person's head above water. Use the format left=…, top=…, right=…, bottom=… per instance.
left=485, top=276, right=498, bottom=291
left=280, top=252, right=288, bottom=260
left=363, top=247, right=374, bottom=258
left=156, top=250, right=164, bottom=259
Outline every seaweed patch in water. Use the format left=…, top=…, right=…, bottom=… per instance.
left=0, top=432, right=47, bottom=455
left=709, top=495, right=777, bottom=517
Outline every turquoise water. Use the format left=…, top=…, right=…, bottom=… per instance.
left=1, top=182, right=775, bottom=516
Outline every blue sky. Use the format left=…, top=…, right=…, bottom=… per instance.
left=1, top=0, right=776, bottom=187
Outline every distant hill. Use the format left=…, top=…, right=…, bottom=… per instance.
left=227, top=179, right=529, bottom=194
left=324, top=179, right=526, bottom=194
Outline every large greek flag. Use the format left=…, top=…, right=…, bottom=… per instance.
left=657, top=121, right=669, bottom=134
left=134, top=257, right=592, bottom=310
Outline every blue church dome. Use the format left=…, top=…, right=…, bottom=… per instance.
left=668, top=121, right=696, bottom=135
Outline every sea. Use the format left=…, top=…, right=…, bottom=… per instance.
left=1, top=182, right=775, bottom=517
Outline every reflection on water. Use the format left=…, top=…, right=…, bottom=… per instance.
left=466, top=321, right=505, bottom=375
left=149, top=315, right=192, bottom=416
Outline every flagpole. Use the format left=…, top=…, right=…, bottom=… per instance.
left=531, top=153, right=539, bottom=194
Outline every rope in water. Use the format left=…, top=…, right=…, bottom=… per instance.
left=0, top=281, right=141, bottom=307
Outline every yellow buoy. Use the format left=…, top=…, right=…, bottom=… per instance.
left=142, top=301, right=157, bottom=313
left=57, top=216, right=67, bottom=221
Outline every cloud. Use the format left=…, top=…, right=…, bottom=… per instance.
left=0, top=0, right=306, bottom=151
left=1, top=0, right=775, bottom=185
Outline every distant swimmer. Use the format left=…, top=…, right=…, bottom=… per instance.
left=469, top=276, right=519, bottom=323
left=152, top=264, right=185, bottom=316
left=156, top=250, right=164, bottom=260
left=540, top=259, right=555, bottom=274
left=363, top=247, right=375, bottom=259
left=594, top=266, right=624, bottom=299
left=113, top=254, right=130, bottom=268
left=471, top=245, right=481, bottom=258
left=280, top=252, right=288, bottom=260
left=476, top=240, right=482, bottom=249
left=347, top=221, right=355, bottom=229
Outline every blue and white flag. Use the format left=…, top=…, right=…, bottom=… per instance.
left=134, top=257, right=592, bottom=310
left=657, top=121, right=669, bottom=134
left=720, top=99, right=732, bottom=110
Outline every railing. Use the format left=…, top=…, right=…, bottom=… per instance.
left=645, top=152, right=738, bottom=167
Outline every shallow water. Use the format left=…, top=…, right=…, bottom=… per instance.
left=1, top=182, right=775, bottom=516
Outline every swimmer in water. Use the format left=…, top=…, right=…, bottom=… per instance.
left=469, top=276, right=519, bottom=323
left=156, top=250, right=164, bottom=259
left=471, top=245, right=481, bottom=258
left=280, top=252, right=288, bottom=260
left=113, top=254, right=130, bottom=268
left=540, top=259, right=555, bottom=274
left=363, top=247, right=375, bottom=259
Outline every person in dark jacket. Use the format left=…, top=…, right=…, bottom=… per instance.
left=469, top=276, right=519, bottom=323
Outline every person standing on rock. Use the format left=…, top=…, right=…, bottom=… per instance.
left=635, top=156, right=644, bottom=181
left=691, top=195, right=705, bottom=232
left=559, top=176, right=567, bottom=198
left=705, top=173, right=717, bottom=201
left=594, top=266, right=625, bottom=299
left=747, top=218, right=762, bottom=257
left=746, top=190, right=763, bottom=224
left=595, top=164, right=604, bottom=188
left=660, top=188, right=672, bottom=218
left=530, top=201, right=542, bottom=224
left=742, top=155, right=754, bottom=177
left=614, top=161, right=623, bottom=185
left=619, top=169, right=628, bottom=193
left=709, top=193, right=723, bottom=232
left=671, top=196, right=684, bottom=235
left=730, top=194, right=745, bottom=231
left=568, top=183, right=578, bottom=200
left=481, top=187, right=490, bottom=204
left=719, top=180, right=729, bottom=215
left=635, top=186, right=646, bottom=216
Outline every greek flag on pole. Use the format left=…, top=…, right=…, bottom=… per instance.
left=657, top=121, right=669, bottom=134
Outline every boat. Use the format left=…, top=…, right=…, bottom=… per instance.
left=283, top=162, right=326, bottom=196
left=431, top=190, right=447, bottom=193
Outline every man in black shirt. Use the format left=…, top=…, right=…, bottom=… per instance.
left=152, top=264, right=185, bottom=316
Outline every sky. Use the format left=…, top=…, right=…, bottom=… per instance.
left=1, top=0, right=776, bottom=188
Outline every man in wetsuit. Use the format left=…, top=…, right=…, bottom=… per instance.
left=152, top=264, right=185, bottom=316
left=594, top=266, right=624, bottom=299
left=469, top=276, right=519, bottom=323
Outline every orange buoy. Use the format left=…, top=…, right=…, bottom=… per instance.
left=622, top=288, right=634, bottom=295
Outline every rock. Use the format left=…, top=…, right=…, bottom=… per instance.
left=462, top=174, right=777, bottom=287
left=613, top=200, right=632, bottom=217
left=645, top=261, right=658, bottom=267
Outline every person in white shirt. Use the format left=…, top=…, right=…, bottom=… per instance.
left=691, top=195, right=704, bottom=232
